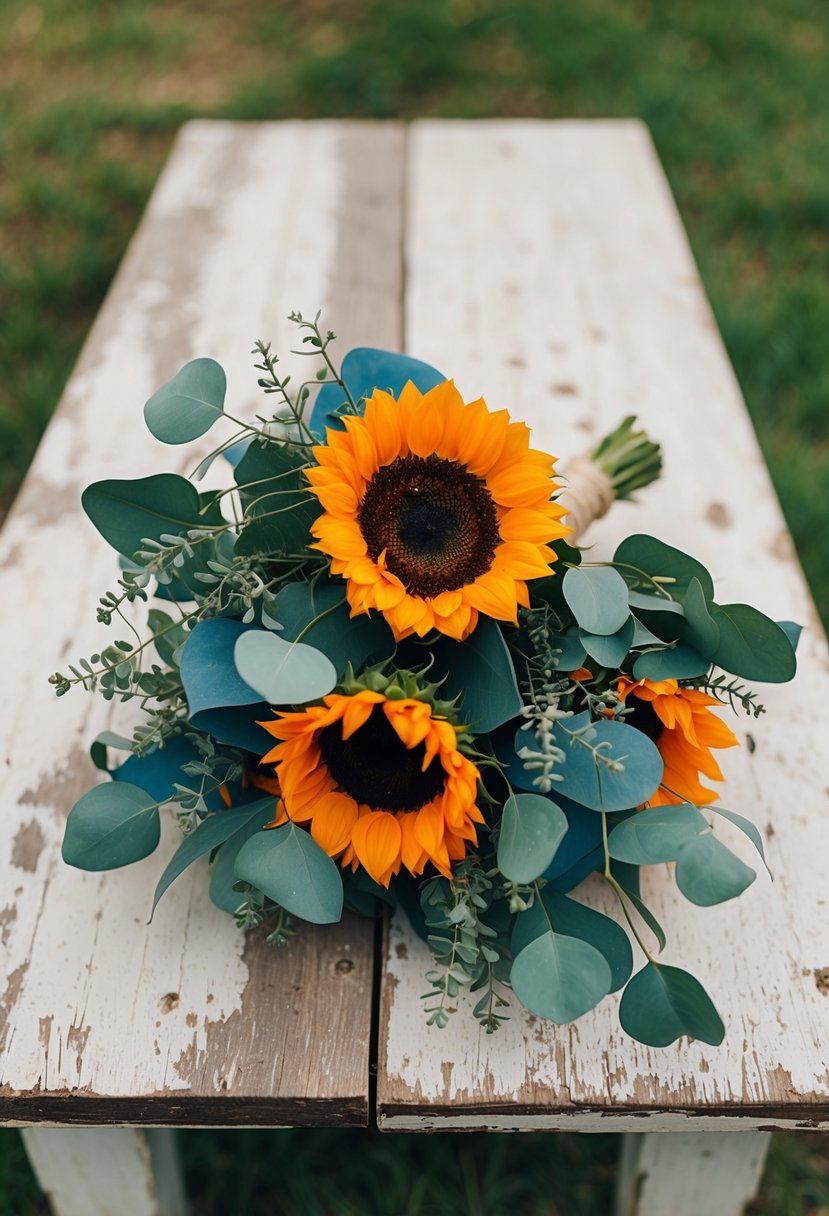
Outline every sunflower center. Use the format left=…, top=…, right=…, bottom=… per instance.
left=625, top=697, right=664, bottom=743
left=319, top=704, right=447, bottom=812
left=357, top=455, right=500, bottom=597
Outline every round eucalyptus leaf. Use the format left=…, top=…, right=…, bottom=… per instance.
left=675, top=832, right=756, bottom=906
left=511, top=930, right=612, bottom=1023
left=710, top=603, right=797, bottom=683
left=619, top=962, right=725, bottom=1047
left=632, top=644, right=709, bottom=681
left=497, top=793, right=568, bottom=884
left=614, top=535, right=715, bottom=600
left=681, top=577, right=720, bottom=656
left=234, top=629, right=337, bottom=706
left=82, top=474, right=222, bottom=561
left=544, top=893, right=633, bottom=992
left=144, top=358, right=227, bottom=444
left=309, top=347, right=445, bottom=437
left=607, top=803, right=708, bottom=864
left=563, top=566, right=630, bottom=635
left=209, top=807, right=279, bottom=915
left=274, top=581, right=394, bottom=680
left=519, top=713, right=663, bottom=812
left=151, top=797, right=277, bottom=916
left=62, top=783, right=160, bottom=871
left=438, top=617, right=522, bottom=732
left=233, top=823, right=344, bottom=924
left=579, top=616, right=634, bottom=669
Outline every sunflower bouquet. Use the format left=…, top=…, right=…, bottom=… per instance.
left=55, top=312, right=799, bottom=1048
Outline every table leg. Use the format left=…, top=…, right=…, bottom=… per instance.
left=20, top=1128, right=189, bottom=1216
left=615, top=1130, right=771, bottom=1216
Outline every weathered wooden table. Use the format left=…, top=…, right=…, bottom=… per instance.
left=2, top=120, right=828, bottom=1216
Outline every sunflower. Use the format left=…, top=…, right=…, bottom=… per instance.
left=617, top=676, right=739, bottom=806
left=258, top=689, right=483, bottom=886
left=305, top=379, right=570, bottom=641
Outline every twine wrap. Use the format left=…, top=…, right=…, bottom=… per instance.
left=556, top=455, right=615, bottom=542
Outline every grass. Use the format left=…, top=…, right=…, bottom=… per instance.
left=1, top=0, right=828, bottom=1210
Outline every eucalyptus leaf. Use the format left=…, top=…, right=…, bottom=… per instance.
left=627, top=590, right=684, bottom=616
left=274, top=581, right=394, bottom=678
left=632, top=644, right=709, bottom=681
left=546, top=893, right=633, bottom=992
left=776, top=620, right=803, bottom=651
left=234, top=629, right=337, bottom=706
left=180, top=619, right=262, bottom=717
left=546, top=627, right=587, bottom=672
left=607, top=803, right=708, bottom=864
left=675, top=832, right=756, bottom=906
left=82, top=474, right=222, bottom=561
left=579, top=616, right=634, bottom=668
left=62, top=783, right=160, bottom=871
left=708, top=805, right=771, bottom=876
left=233, top=823, right=344, bottom=924
left=614, top=535, right=715, bottom=600
left=144, top=358, right=226, bottom=444
left=518, top=712, right=663, bottom=812
left=619, top=885, right=667, bottom=953
left=151, top=798, right=277, bottom=916
left=438, top=617, right=522, bottom=732
left=90, top=731, right=133, bottom=771
left=631, top=616, right=664, bottom=648
left=147, top=609, right=189, bottom=668
left=511, top=930, right=612, bottom=1022
left=563, top=567, right=630, bottom=635
left=618, top=963, right=725, bottom=1047
left=309, top=347, right=445, bottom=437
left=234, top=440, right=320, bottom=559
left=710, top=603, right=797, bottom=683
left=209, top=810, right=274, bottom=915
left=681, top=577, right=720, bottom=656
left=497, top=793, right=568, bottom=884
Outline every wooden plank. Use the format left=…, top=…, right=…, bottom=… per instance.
left=378, top=119, right=829, bottom=1130
left=0, top=120, right=405, bottom=1126
left=21, top=1128, right=188, bottom=1216
left=614, top=1131, right=770, bottom=1216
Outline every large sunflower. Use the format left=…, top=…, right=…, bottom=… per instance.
left=259, top=690, right=483, bottom=886
left=617, top=677, right=739, bottom=806
left=305, top=379, right=570, bottom=641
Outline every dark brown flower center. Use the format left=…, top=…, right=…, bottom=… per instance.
left=357, top=455, right=500, bottom=597
left=319, top=704, right=446, bottom=812
left=626, top=697, right=664, bottom=743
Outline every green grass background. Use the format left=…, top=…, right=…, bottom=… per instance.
left=1, top=0, right=828, bottom=1211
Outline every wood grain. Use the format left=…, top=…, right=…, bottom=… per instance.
left=0, top=120, right=405, bottom=1127
left=377, top=119, right=829, bottom=1130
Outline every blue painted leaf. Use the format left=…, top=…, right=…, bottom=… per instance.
left=542, top=797, right=604, bottom=880
left=144, top=358, right=226, bottom=444
left=776, top=620, right=802, bottom=652
left=309, top=348, right=445, bottom=437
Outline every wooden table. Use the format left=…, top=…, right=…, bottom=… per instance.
left=2, top=120, right=828, bottom=1216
